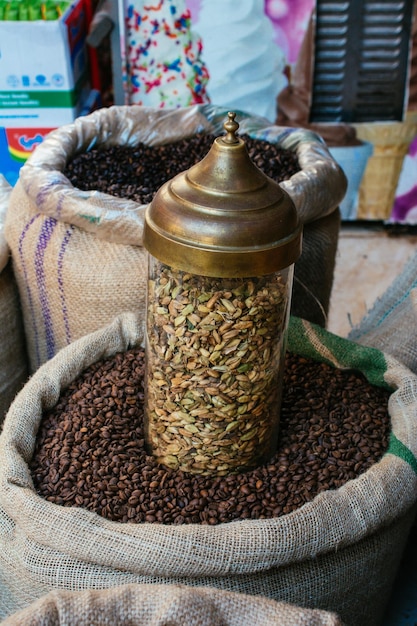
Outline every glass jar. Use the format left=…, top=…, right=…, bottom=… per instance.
left=143, top=112, right=302, bottom=475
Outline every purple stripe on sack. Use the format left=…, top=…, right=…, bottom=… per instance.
left=36, top=180, right=64, bottom=210
left=57, top=226, right=74, bottom=346
left=55, top=192, right=65, bottom=218
left=34, top=217, right=58, bottom=361
left=18, top=214, right=42, bottom=368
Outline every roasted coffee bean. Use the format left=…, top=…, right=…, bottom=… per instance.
left=62, top=134, right=300, bottom=204
left=30, top=350, right=391, bottom=525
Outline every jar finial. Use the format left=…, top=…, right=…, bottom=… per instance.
left=223, top=111, right=239, bottom=144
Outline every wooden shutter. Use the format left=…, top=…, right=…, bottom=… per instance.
left=310, top=0, right=415, bottom=122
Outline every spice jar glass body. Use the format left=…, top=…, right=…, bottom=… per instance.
left=144, top=254, right=294, bottom=475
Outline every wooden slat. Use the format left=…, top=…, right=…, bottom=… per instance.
left=310, top=0, right=414, bottom=122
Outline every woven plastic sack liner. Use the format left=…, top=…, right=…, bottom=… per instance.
left=0, top=313, right=416, bottom=625
left=4, top=104, right=346, bottom=373
left=1, top=583, right=344, bottom=626
left=0, top=175, right=28, bottom=422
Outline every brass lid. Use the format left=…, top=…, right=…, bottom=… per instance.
left=143, top=112, right=302, bottom=277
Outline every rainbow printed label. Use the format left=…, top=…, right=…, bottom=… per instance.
left=5, top=127, right=53, bottom=161
left=0, top=126, right=53, bottom=185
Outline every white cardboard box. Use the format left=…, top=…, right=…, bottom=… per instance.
left=0, top=0, right=89, bottom=126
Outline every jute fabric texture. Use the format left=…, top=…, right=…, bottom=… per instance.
left=0, top=176, right=28, bottom=422
left=0, top=314, right=416, bottom=626
left=4, top=104, right=346, bottom=373
left=1, top=583, right=344, bottom=626
left=348, top=248, right=417, bottom=375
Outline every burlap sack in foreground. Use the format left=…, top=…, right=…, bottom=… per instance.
left=1, top=583, right=344, bottom=626
left=4, top=104, right=346, bottom=373
left=0, top=313, right=416, bottom=626
left=0, top=176, right=28, bottom=423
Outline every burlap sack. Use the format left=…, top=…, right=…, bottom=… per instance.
left=347, top=247, right=417, bottom=537
left=0, top=176, right=28, bottom=423
left=4, top=104, right=346, bottom=373
left=348, top=248, right=417, bottom=374
left=0, top=313, right=416, bottom=626
left=1, top=583, right=344, bottom=626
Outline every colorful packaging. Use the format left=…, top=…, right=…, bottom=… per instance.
left=0, top=0, right=89, bottom=124
left=0, top=88, right=101, bottom=186
left=0, top=1, right=72, bottom=21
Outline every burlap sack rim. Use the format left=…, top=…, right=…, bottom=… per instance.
left=15, top=104, right=347, bottom=247
left=0, top=582, right=344, bottom=626
left=1, top=313, right=416, bottom=579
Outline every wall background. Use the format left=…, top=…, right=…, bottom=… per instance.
left=185, top=0, right=315, bottom=67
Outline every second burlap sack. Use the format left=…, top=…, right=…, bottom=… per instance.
left=5, top=104, right=346, bottom=373
left=0, top=313, right=416, bottom=626
left=0, top=176, right=28, bottom=423
left=1, top=583, right=343, bottom=626
left=348, top=247, right=417, bottom=374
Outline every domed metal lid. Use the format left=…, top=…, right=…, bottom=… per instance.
left=143, top=112, right=302, bottom=277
